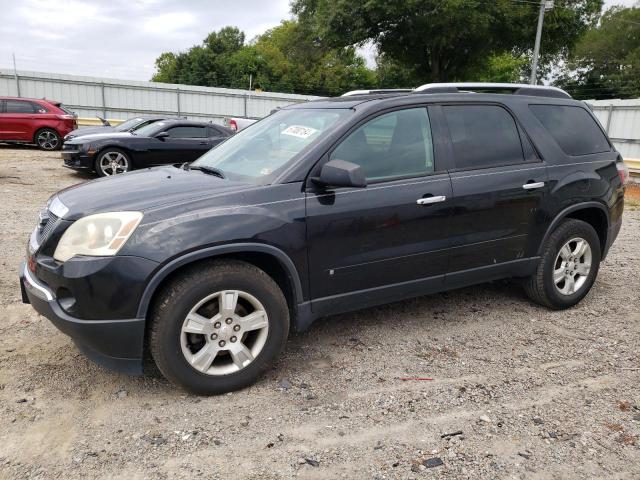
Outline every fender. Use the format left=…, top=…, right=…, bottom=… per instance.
left=537, top=201, right=610, bottom=256
left=136, top=243, right=305, bottom=319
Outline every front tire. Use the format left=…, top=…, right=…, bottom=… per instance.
left=524, top=219, right=601, bottom=309
left=149, top=260, right=290, bottom=394
left=95, top=148, right=131, bottom=176
left=35, top=128, right=61, bottom=151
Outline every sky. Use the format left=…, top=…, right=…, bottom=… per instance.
left=0, top=0, right=637, bottom=82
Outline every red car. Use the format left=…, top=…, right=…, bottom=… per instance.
left=0, top=97, right=77, bottom=150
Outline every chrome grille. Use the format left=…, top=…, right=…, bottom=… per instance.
left=36, top=209, right=60, bottom=244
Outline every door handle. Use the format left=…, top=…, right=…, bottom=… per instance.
left=417, top=195, right=446, bottom=205
left=523, top=181, right=545, bottom=190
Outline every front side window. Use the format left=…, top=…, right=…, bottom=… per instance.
left=5, top=100, right=37, bottom=114
left=443, top=105, right=525, bottom=169
left=193, top=108, right=350, bottom=183
left=330, top=108, right=435, bottom=181
left=529, top=104, right=610, bottom=156
left=166, top=126, right=206, bottom=138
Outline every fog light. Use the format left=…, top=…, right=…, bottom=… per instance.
left=57, top=288, right=77, bottom=314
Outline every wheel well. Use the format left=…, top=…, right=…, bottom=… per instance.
left=33, top=127, right=58, bottom=143
left=145, top=252, right=297, bottom=324
left=565, top=207, right=607, bottom=254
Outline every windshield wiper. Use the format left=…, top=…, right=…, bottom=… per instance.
left=188, top=165, right=225, bottom=179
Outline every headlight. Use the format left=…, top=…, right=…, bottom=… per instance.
left=53, top=212, right=143, bottom=262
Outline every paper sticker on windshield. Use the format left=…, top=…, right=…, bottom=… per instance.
left=281, top=125, right=317, bottom=139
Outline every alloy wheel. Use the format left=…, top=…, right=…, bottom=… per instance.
left=37, top=130, right=59, bottom=150
left=99, top=151, right=129, bottom=175
left=180, top=290, right=270, bottom=375
left=553, top=237, right=592, bottom=295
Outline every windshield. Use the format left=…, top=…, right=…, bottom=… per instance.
left=115, top=117, right=146, bottom=132
left=192, top=108, right=350, bottom=183
left=134, top=120, right=169, bottom=137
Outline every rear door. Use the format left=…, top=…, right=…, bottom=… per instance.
left=305, top=106, right=453, bottom=316
left=439, top=103, right=548, bottom=283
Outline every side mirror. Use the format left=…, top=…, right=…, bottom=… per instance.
left=155, top=131, right=170, bottom=140
left=312, top=159, right=367, bottom=189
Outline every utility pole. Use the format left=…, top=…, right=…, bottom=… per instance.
left=530, top=0, right=553, bottom=85
left=249, top=73, right=253, bottom=91
left=12, top=53, right=21, bottom=97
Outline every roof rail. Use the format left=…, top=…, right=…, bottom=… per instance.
left=413, top=82, right=572, bottom=99
left=341, top=88, right=413, bottom=97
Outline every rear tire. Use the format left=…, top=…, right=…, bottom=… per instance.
left=524, top=219, right=601, bottom=309
left=149, top=260, right=290, bottom=395
left=35, top=128, right=61, bottom=151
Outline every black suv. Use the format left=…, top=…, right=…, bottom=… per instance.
left=20, top=83, right=627, bottom=394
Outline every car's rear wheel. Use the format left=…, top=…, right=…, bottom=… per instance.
left=524, top=219, right=601, bottom=309
left=149, top=260, right=289, bottom=394
left=35, top=128, right=61, bottom=151
left=95, top=148, right=131, bottom=176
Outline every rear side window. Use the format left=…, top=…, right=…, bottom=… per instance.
left=529, top=105, right=610, bottom=156
left=5, top=100, right=38, bottom=114
left=443, top=105, right=525, bottom=170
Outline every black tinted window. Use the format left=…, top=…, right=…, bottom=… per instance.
left=443, top=105, right=525, bottom=169
left=330, top=108, right=434, bottom=180
left=5, top=100, right=37, bottom=114
left=530, top=105, right=610, bottom=156
left=166, top=126, right=206, bottom=138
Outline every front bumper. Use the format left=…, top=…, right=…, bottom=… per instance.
left=61, top=149, right=94, bottom=171
left=20, top=261, right=146, bottom=375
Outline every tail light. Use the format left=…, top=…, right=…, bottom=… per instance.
left=229, top=119, right=238, bottom=132
left=56, top=114, right=75, bottom=120
left=616, top=160, right=629, bottom=185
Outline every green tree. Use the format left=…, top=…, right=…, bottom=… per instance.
left=151, top=22, right=375, bottom=96
left=558, top=6, right=640, bottom=99
left=292, top=0, right=603, bottom=83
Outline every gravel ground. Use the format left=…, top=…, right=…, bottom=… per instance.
left=0, top=146, right=639, bottom=479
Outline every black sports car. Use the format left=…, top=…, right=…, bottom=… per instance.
left=61, top=120, right=234, bottom=176
left=63, top=115, right=168, bottom=141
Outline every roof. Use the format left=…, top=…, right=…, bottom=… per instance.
left=0, top=96, right=62, bottom=104
left=287, top=82, right=577, bottom=111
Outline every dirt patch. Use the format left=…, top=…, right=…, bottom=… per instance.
left=1, top=148, right=639, bottom=479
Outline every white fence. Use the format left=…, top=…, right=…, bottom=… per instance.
left=0, top=69, right=321, bottom=124
left=587, top=99, right=640, bottom=162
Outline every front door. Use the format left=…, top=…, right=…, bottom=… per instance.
left=305, top=106, right=453, bottom=316
left=147, top=125, right=211, bottom=165
left=439, top=103, right=549, bottom=280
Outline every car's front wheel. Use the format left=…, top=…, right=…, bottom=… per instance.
left=524, top=219, right=601, bottom=309
left=35, top=128, right=61, bottom=151
left=95, top=148, right=131, bottom=176
left=149, top=260, right=290, bottom=394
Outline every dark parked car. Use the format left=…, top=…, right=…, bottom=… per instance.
left=63, top=115, right=167, bottom=141
left=61, top=119, right=234, bottom=176
left=0, top=96, right=77, bottom=150
left=21, top=83, right=627, bottom=394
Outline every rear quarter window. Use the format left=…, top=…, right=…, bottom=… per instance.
left=529, top=104, right=610, bottom=156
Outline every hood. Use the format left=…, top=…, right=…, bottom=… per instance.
left=55, top=166, right=255, bottom=220
left=66, top=126, right=116, bottom=139
left=65, top=131, right=136, bottom=144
